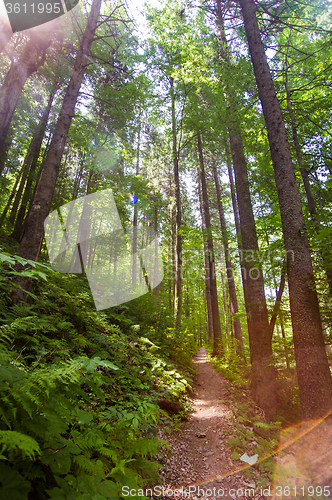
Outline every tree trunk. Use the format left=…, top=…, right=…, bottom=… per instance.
left=279, top=316, right=290, bottom=370
left=132, top=108, right=142, bottom=286
left=153, top=202, right=160, bottom=296
left=11, top=90, right=55, bottom=241
left=8, top=145, right=34, bottom=226
left=15, top=0, right=102, bottom=298
left=0, top=34, right=51, bottom=150
left=230, top=129, right=277, bottom=415
left=0, top=127, right=14, bottom=177
left=197, top=132, right=223, bottom=356
left=0, top=169, right=23, bottom=226
left=212, top=161, right=244, bottom=351
left=0, top=22, right=12, bottom=54
left=214, top=0, right=277, bottom=416
left=239, top=0, right=332, bottom=420
left=220, top=270, right=229, bottom=340
left=170, top=77, right=183, bottom=328
left=225, top=142, right=247, bottom=288
left=269, top=262, right=286, bottom=338
left=225, top=143, right=242, bottom=250
left=198, top=167, right=214, bottom=342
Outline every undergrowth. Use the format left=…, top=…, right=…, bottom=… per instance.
left=0, top=250, right=197, bottom=500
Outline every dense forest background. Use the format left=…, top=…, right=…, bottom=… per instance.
left=0, top=0, right=332, bottom=497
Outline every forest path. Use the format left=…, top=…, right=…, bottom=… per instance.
left=159, top=349, right=332, bottom=499
left=159, top=348, right=258, bottom=499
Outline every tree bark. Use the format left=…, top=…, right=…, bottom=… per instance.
left=11, top=90, right=55, bottom=241
left=0, top=168, right=23, bottom=226
left=15, top=0, right=102, bottom=297
left=225, top=142, right=247, bottom=288
left=0, top=22, right=13, bottom=54
left=212, top=161, right=244, bottom=351
left=153, top=202, right=160, bottom=296
left=230, top=130, right=277, bottom=415
left=197, top=167, right=214, bottom=342
left=279, top=316, right=290, bottom=370
left=8, top=143, right=34, bottom=226
left=220, top=270, right=229, bottom=339
left=0, top=34, right=51, bottom=151
left=197, top=132, right=223, bottom=357
left=239, top=0, right=332, bottom=420
left=269, top=262, right=286, bottom=339
left=170, top=77, right=183, bottom=328
left=215, top=0, right=277, bottom=415
left=0, top=127, right=14, bottom=177
left=132, top=108, right=142, bottom=286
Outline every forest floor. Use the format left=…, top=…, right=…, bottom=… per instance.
left=157, top=348, right=332, bottom=500
left=158, top=348, right=263, bottom=499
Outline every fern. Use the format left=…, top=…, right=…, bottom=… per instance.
left=0, top=430, right=40, bottom=460
left=72, top=455, right=104, bottom=475
left=0, top=249, right=194, bottom=499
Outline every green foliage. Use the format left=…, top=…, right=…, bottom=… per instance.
left=210, top=352, right=281, bottom=486
left=0, top=251, right=194, bottom=499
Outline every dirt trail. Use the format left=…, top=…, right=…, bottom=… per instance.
left=159, top=348, right=259, bottom=499
left=158, top=348, right=332, bottom=499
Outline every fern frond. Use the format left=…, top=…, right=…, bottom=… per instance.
left=73, top=455, right=104, bottom=475
left=0, top=430, right=40, bottom=460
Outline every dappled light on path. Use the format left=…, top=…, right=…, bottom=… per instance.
left=160, top=349, right=332, bottom=499
left=159, top=348, right=258, bottom=498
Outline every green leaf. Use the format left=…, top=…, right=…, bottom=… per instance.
left=0, top=463, right=31, bottom=500
left=99, top=360, right=119, bottom=371
left=97, top=480, right=119, bottom=497
left=0, top=253, right=16, bottom=265
left=46, top=487, right=67, bottom=499
left=139, top=337, right=160, bottom=349
left=75, top=409, right=93, bottom=425
left=41, top=453, right=71, bottom=475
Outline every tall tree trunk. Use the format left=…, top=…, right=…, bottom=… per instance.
left=0, top=169, right=23, bottom=226
left=215, top=0, right=277, bottom=416
left=220, top=270, right=229, bottom=340
left=168, top=172, right=175, bottom=311
left=229, top=129, right=277, bottom=415
left=11, top=90, right=55, bottom=241
left=198, top=167, right=214, bottom=342
left=15, top=0, right=102, bottom=298
left=153, top=202, right=160, bottom=296
left=197, top=132, right=223, bottom=356
left=170, top=77, right=183, bottom=328
left=239, top=0, right=332, bottom=420
left=269, top=262, right=286, bottom=338
left=212, top=161, right=244, bottom=351
left=8, top=144, right=34, bottom=226
left=225, top=144, right=242, bottom=250
left=0, top=127, right=14, bottom=177
left=132, top=108, right=141, bottom=287
left=0, top=22, right=12, bottom=54
left=0, top=34, right=51, bottom=151
left=225, top=142, right=247, bottom=287
left=279, top=316, right=290, bottom=370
